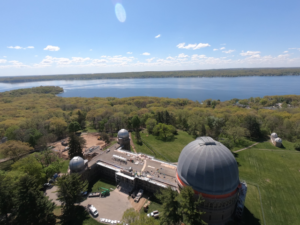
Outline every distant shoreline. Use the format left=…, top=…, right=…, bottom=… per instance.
left=1, top=68, right=300, bottom=83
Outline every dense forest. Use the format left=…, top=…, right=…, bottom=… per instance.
left=1, top=68, right=300, bottom=83
left=1, top=86, right=300, bottom=152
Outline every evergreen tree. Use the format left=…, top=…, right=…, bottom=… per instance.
left=178, top=186, right=206, bottom=225
left=68, top=132, right=86, bottom=159
left=200, top=124, right=206, bottom=136
left=15, top=175, right=55, bottom=225
left=156, top=187, right=181, bottom=225
left=243, top=115, right=261, bottom=139
left=0, top=173, right=16, bottom=222
left=68, top=121, right=81, bottom=133
left=56, top=174, right=88, bottom=224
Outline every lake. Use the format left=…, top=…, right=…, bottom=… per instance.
left=0, top=76, right=300, bottom=102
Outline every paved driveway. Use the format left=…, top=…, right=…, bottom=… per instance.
left=81, top=189, right=132, bottom=221
left=45, top=186, right=61, bottom=206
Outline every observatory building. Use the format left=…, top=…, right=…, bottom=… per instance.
left=270, top=133, right=282, bottom=147
left=117, top=129, right=130, bottom=151
left=69, top=156, right=89, bottom=179
left=176, top=137, right=246, bottom=224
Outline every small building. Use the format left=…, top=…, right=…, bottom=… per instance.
left=117, top=129, right=130, bottom=151
left=69, top=156, right=90, bottom=180
left=270, top=133, right=282, bottom=147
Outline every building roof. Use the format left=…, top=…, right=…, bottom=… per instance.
left=275, top=137, right=282, bottom=143
left=69, top=156, right=85, bottom=173
left=177, top=136, right=239, bottom=195
left=118, top=129, right=129, bottom=139
left=271, top=133, right=278, bottom=138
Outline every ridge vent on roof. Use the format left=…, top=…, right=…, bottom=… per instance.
left=199, top=141, right=216, bottom=146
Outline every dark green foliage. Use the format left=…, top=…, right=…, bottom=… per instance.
left=146, top=118, right=157, bottom=134
left=178, top=186, right=206, bottom=225
left=68, top=121, right=81, bottom=132
left=28, top=128, right=43, bottom=147
left=98, top=119, right=108, bottom=132
left=0, top=173, right=16, bottom=222
left=243, top=115, right=261, bottom=139
left=68, top=133, right=86, bottom=159
left=15, top=175, right=56, bottom=225
left=153, top=123, right=176, bottom=141
left=77, top=110, right=86, bottom=128
left=56, top=174, right=88, bottom=224
left=5, top=125, right=20, bottom=140
left=219, top=138, right=234, bottom=150
left=101, top=132, right=110, bottom=144
left=294, top=142, right=300, bottom=151
left=156, top=187, right=181, bottom=225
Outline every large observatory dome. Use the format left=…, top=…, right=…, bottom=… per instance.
left=118, top=129, right=129, bottom=139
left=177, top=137, right=239, bottom=196
left=69, top=156, right=85, bottom=173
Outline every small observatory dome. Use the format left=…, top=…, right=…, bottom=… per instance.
left=69, top=156, right=85, bottom=173
left=118, top=129, right=129, bottom=139
left=177, top=137, right=239, bottom=196
left=271, top=133, right=278, bottom=138
left=275, top=137, right=282, bottom=143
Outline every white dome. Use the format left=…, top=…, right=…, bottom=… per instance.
left=118, top=129, right=129, bottom=139
left=275, top=137, right=282, bottom=143
left=271, top=133, right=278, bottom=138
left=69, top=156, right=85, bottom=172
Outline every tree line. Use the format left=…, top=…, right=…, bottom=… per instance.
left=0, top=68, right=300, bottom=83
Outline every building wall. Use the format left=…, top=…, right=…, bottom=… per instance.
left=199, top=193, right=238, bottom=225
left=118, top=137, right=130, bottom=151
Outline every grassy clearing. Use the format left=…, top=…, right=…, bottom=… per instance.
left=88, top=178, right=117, bottom=193
left=231, top=138, right=256, bottom=152
left=237, top=148, right=300, bottom=225
left=133, top=130, right=194, bottom=162
left=252, top=140, right=298, bottom=151
left=60, top=160, right=70, bottom=173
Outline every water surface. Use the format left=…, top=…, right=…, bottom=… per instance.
left=0, top=76, right=299, bottom=102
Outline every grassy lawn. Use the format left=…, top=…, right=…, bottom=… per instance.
left=236, top=148, right=300, bottom=225
left=133, top=130, right=194, bottom=162
left=60, top=160, right=70, bottom=173
left=231, top=138, right=256, bottom=152
left=140, top=195, right=163, bottom=225
left=88, top=178, right=117, bottom=193
left=252, top=140, right=298, bottom=151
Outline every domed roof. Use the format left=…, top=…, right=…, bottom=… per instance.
left=118, top=129, right=129, bottom=139
left=177, top=137, right=239, bottom=196
left=275, top=137, right=282, bottom=143
left=271, top=133, right=278, bottom=138
left=69, top=156, right=85, bottom=173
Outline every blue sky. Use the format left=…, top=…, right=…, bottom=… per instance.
left=0, top=0, right=300, bottom=76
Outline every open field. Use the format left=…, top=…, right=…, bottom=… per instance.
left=230, top=138, right=256, bottom=152
left=132, top=130, right=194, bottom=162
left=252, top=140, right=299, bottom=151
left=237, top=148, right=300, bottom=225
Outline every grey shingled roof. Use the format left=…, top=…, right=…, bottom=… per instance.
left=177, top=136, right=239, bottom=195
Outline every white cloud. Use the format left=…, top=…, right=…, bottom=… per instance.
left=283, top=51, right=288, bottom=53
left=146, top=57, right=155, bottom=62
left=178, top=53, right=189, bottom=58
left=289, top=48, right=300, bottom=51
left=155, top=34, right=161, bottom=38
left=44, top=45, right=60, bottom=51
left=0, top=59, right=7, bottom=63
left=166, top=56, right=175, bottom=60
left=191, top=54, right=207, bottom=60
left=142, top=52, right=150, bottom=56
left=213, top=49, right=218, bottom=51
left=7, top=46, right=23, bottom=49
left=223, top=50, right=235, bottom=54
left=176, top=42, right=210, bottom=50
left=240, top=51, right=261, bottom=56
left=7, top=46, right=34, bottom=49
left=127, top=52, right=133, bottom=54
left=220, top=47, right=225, bottom=50
left=72, top=57, right=91, bottom=63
